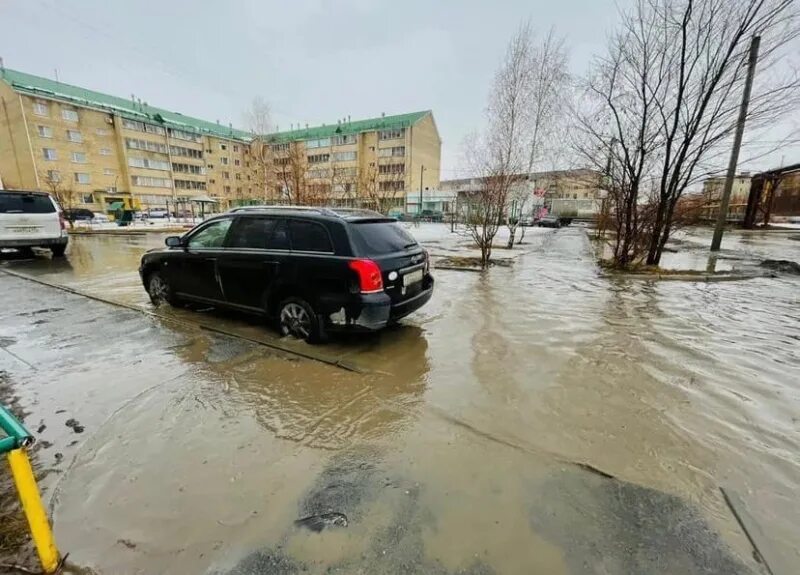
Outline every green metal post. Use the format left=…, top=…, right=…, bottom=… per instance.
left=0, top=405, right=33, bottom=446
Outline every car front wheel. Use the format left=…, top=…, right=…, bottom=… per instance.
left=147, top=271, right=176, bottom=306
left=278, top=297, right=326, bottom=343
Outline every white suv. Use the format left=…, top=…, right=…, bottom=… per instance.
left=0, top=191, right=69, bottom=257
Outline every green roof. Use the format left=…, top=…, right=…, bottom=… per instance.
left=0, top=68, right=253, bottom=142
left=268, top=110, right=430, bottom=143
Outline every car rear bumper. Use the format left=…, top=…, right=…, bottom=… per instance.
left=0, top=236, right=68, bottom=248
left=324, top=275, right=434, bottom=331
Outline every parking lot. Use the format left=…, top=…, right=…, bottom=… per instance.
left=1, top=224, right=798, bottom=574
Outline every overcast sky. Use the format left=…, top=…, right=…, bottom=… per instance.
left=3, top=0, right=798, bottom=180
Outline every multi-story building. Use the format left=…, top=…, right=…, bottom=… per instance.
left=0, top=67, right=441, bottom=215
left=700, top=173, right=752, bottom=221
left=264, top=111, right=440, bottom=213
left=0, top=68, right=255, bottom=213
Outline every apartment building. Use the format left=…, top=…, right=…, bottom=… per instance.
left=700, top=174, right=752, bottom=221
left=265, top=111, right=441, bottom=213
left=0, top=68, right=259, bottom=212
left=0, top=67, right=442, bottom=214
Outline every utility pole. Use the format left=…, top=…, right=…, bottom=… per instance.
left=418, top=165, right=424, bottom=215
left=711, top=35, right=760, bottom=251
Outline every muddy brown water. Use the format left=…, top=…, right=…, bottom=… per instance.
left=0, top=225, right=797, bottom=574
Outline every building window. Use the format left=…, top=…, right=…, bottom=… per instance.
left=126, top=138, right=168, bottom=154
left=172, top=163, right=205, bottom=175
left=62, top=108, right=79, bottom=122
left=274, top=157, right=291, bottom=166
left=379, top=180, right=404, bottom=192
left=169, top=128, right=201, bottom=142
left=379, top=163, right=405, bottom=175
left=123, top=119, right=165, bottom=135
left=378, top=146, right=405, bottom=157
left=71, top=151, right=87, bottom=163
left=234, top=159, right=240, bottom=166
left=46, top=169, right=60, bottom=182
left=333, top=183, right=357, bottom=194
left=235, top=173, right=242, bottom=180
left=99, top=148, right=112, bottom=156
left=66, top=129, right=82, bottom=143
left=74, top=172, right=91, bottom=184
left=33, top=101, right=49, bottom=116
left=220, top=143, right=227, bottom=151
left=332, top=151, right=357, bottom=162
left=170, top=145, right=203, bottom=159
left=103, top=168, right=115, bottom=176
left=82, top=193, right=95, bottom=203
left=174, top=179, right=207, bottom=190
left=128, top=157, right=170, bottom=170
left=224, top=185, right=231, bottom=194
left=378, top=128, right=405, bottom=140
left=221, top=157, right=229, bottom=165
left=131, top=175, right=172, bottom=188
left=332, top=134, right=357, bottom=146
left=233, top=145, right=239, bottom=152
left=334, top=166, right=357, bottom=178
left=308, top=153, right=330, bottom=164
left=306, top=138, right=331, bottom=149
left=207, top=164, right=214, bottom=169
left=307, top=168, right=330, bottom=179
left=37, top=125, right=53, bottom=138
left=271, top=143, right=290, bottom=153
left=222, top=171, right=230, bottom=179
left=42, top=148, right=57, bottom=161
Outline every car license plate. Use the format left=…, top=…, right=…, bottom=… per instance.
left=12, top=226, right=39, bottom=233
left=403, top=269, right=423, bottom=286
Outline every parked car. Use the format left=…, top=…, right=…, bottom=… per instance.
left=63, top=208, right=95, bottom=222
left=147, top=208, right=170, bottom=219
left=537, top=215, right=561, bottom=228
left=419, top=209, right=444, bottom=222
left=139, top=206, right=434, bottom=342
left=0, top=191, right=68, bottom=256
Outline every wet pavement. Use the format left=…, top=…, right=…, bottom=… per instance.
left=0, top=224, right=798, bottom=574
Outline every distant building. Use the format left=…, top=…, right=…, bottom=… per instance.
left=700, top=173, right=752, bottom=221
left=440, top=168, right=604, bottom=218
left=0, top=67, right=441, bottom=213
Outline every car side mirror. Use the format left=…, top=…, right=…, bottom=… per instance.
left=165, top=236, right=183, bottom=248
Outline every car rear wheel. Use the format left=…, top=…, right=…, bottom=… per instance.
left=50, top=244, right=67, bottom=257
left=278, top=297, right=326, bottom=343
left=147, top=271, right=176, bottom=306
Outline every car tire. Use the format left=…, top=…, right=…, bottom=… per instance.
left=50, top=244, right=67, bottom=257
left=147, top=271, right=177, bottom=306
left=277, top=296, right=326, bottom=344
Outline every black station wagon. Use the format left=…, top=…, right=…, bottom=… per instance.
left=139, top=206, right=434, bottom=342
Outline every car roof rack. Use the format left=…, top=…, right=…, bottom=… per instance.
left=229, top=204, right=339, bottom=216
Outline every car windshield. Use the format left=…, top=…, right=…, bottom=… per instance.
left=349, top=221, right=418, bottom=255
left=0, top=192, right=55, bottom=214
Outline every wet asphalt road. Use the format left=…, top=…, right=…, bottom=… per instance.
left=0, top=225, right=797, bottom=574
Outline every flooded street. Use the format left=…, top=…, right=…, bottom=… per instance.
left=1, top=224, right=798, bottom=574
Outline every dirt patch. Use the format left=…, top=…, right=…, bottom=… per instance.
left=759, top=259, right=800, bottom=275
left=0, top=372, right=38, bottom=572
left=434, top=256, right=513, bottom=272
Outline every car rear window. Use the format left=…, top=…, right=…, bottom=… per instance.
left=349, top=221, right=418, bottom=255
left=0, top=192, right=56, bottom=214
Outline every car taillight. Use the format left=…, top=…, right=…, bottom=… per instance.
left=348, top=259, right=384, bottom=294
left=59, top=213, right=67, bottom=230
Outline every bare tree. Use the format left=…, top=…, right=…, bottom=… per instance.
left=275, top=142, right=308, bottom=204
left=576, top=0, right=800, bottom=268
left=358, top=161, right=407, bottom=214
left=463, top=22, right=531, bottom=266
left=41, top=170, right=76, bottom=228
left=244, top=97, right=276, bottom=203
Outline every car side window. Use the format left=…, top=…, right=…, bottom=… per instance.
left=227, top=216, right=277, bottom=249
left=289, top=220, right=333, bottom=253
left=267, top=220, right=290, bottom=250
left=187, top=219, right=232, bottom=249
